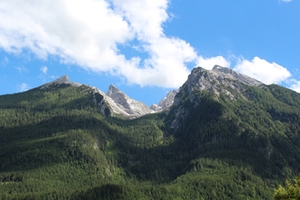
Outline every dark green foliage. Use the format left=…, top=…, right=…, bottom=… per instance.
left=1, top=83, right=300, bottom=199
left=167, top=84, right=300, bottom=180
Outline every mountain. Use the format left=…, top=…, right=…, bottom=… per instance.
left=106, top=84, right=154, bottom=118
left=1, top=66, right=300, bottom=199
left=150, top=90, right=178, bottom=112
left=40, top=76, right=167, bottom=119
left=40, top=74, right=82, bottom=89
left=177, top=65, right=263, bottom=104
left=170, top=65, right=264, bottom=128
left=168, top=65, right=300, bottom=179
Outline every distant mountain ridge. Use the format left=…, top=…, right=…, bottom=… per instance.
left=39, top=74, right=176, bottom=119
left=36, top=65, right=269, bottom=119
left=40, top=75, right=82, bottom=89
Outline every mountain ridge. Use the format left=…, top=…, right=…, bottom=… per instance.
left=37, top=75, right=176, bottom=119
left=1, top=65, right=300, bottom=199
left=12, top=65, right=291, bottom=120
left=40, top=74, right=82, bottom=89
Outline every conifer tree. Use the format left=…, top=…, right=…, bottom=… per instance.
left=274, top=175, right=300, bottom=200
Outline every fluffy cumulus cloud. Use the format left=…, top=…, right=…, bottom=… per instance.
left=197, top=56, right=230, bottom=70
left=289, top=79, right=300, bottom=93
left=0, top=0, right=294, bottom=89
left=233, top=57, right=291, bottom=84
left=0, top=0, right=208, bottom=88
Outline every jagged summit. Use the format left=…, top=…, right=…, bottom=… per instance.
left=212, top=65, right=262, bottom=86
left=184, top=65, right=263, bottom=99
left=106, top=84, right=131, bottom=109
left=38, top=76, right=174, bottom=119
left=39, top=65, right=263, bottom=119
left=150, top=90, right=178, bottom=112
left=190, top=65, right=262, bottom=86
left=212, top=65, right=233, bottom=73
left=37, top=66, right=266, bottom=120
left=171, top=65, right=265, bottom=128
left=40, top=75, right=82, bottom=89
left=107, top=84, right=121, bottom=96
left=53, top=75, right=70, bottom=84
left=38, top=66, right=262, bottom=119
left=106, top=84, right=153, bottom=117
left=106, top=84, right=177, bottom=115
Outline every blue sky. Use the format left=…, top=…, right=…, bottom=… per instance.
left=0, top=0, right=299, bottom=106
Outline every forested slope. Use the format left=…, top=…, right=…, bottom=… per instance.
left=0, top=81, right=300, bottom=199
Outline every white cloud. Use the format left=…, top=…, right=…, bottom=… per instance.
left=281, top=0, right=292, bottom=3
left=40, top=66, right=48, bottom=74
left=233, top=57, right=291, bottom=84
left=288, top=79, right=300, bottom=93
left=112, top=0, right=169, bottom=41
left=17, top=83, right=30, bottom=92
left=0, top=0, right=205, bottom=88
left=196, top=56, right=230, bottom=70
left=1, top=1, right=293, bottom=90
left=118, top=36, right=198, bottom=87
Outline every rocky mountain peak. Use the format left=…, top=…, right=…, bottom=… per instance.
left=150, top=90, right=178, bottom=112
left=40, top=75, right=82, bottom=89
left=183, top=65, right=263, bottom=100
left=53, top=75, right=70, bottom=84
left=39, top=76, right=178, bottom=119
left=105, top=84, right=154, bottom=118
left=171, top=65, right=265, bottom=129
left=212, top=65, right=233, bottom=73
left=107, top=84, right=121, bottom=97
left=212, top=65, right=262, bottom=86
left=106, top=84, right=129, bottom=108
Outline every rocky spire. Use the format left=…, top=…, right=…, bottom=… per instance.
left=52, top=75, right=70, bottom=84
left=40, top=75, right=82, bottom=89
left=150, top=90, right=178, bottom=111
left=107, top=84, right=121, bottom=97
left=106, top=84, right=154, bottom=116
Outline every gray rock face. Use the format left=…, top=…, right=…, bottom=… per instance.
left=150, top=90, right=178, bottom=112
left=212, top=65, right=262, bottom=87
left=40, top=75, right=82, bottom=89
left=106, top=84, right=154, bottom=118
left=171, top=65, right=264, bottom=129
left=91, top=87, right=129, bottom=117
left=175, top=65, right=263, bottom=104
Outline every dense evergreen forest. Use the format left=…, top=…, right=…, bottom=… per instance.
left=1, top=83, right=300, bottom=199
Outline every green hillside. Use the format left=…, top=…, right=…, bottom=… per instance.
left=1, top=83, right=300, bottom=199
